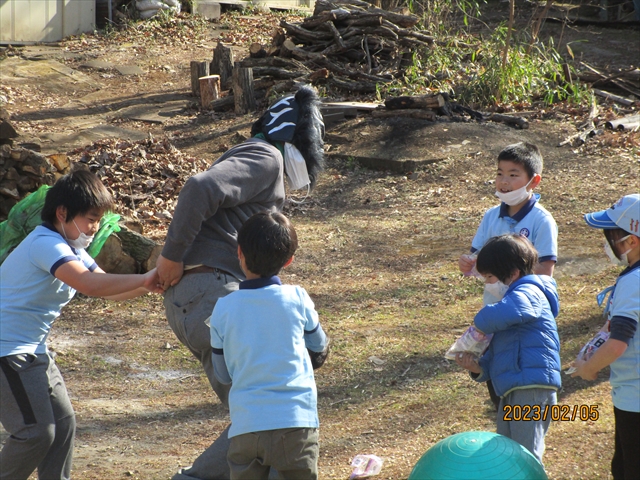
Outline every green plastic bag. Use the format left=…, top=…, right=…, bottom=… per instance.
left=0, top=185, right=51, bottom=265
left=87, top=213, right=121, bottom=258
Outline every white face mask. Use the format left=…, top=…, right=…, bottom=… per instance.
left=604, top=236, right=632, bottom=266
left=483, top=281, right=509, bottom=305
left=495, top=177, right=533, bottom=206
left=62, top=219, right=94, bottom=250
left=283, top=142, right=310, bottom=191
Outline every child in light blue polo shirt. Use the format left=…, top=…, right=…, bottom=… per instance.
left=0, top=170, right=162, bottom=480
left=572, top=194, right=640, bottom=480
left=210, top=211, right=328, bottom=480
left=458, top=142, right=558, bottom=410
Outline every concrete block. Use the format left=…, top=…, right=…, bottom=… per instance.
left=196, top=1, right=221, bottom=20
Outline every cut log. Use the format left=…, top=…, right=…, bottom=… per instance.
left=233, top=64, right=256, bottom=114
left=341, top=25, right=399, bottom=40
left=302, top=9, right=348, bottom=28
left=385, top=94, right=445, bottom=110
left=371, top=108, right=437, bottom=120
left=396, top=28, right=434, bottom=44
left=280, top=20, right=333, bottom=43
left=46, top=154, right=70, bottom=173
left=249, top=42, right=268, bottom=58
left=593, top=88, right=636, bottom=106
left=248, top=67, right=308, bottom=79
left=211, top=42, right=234, bottom=90
left=486, top=113, right=529, bottom=129
left=94, top=234, right=138, bottom=274
left=343, top=14, right=383, bottom=27
left=325, top=20, right=347, bottom=50
left=280, top=38, right=298, bottom=58
left=199, top=75, right=221, bottom=109
left=328, top=77, right=377, bottom=93
left=240, top=56, right=310, bottom=71
left=143, top=244, right=164, bottom=272
left=190, top=61, right=209, bottom=97
left=115, top=224, right=160, bottom=264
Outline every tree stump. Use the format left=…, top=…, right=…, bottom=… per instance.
left=199, top=75, right=221, bottom=109
left=233, top=64, right=256, bottom=114
left=211, top=42, right=234, bottom=90
left=190, top=61, right=210, bottom=97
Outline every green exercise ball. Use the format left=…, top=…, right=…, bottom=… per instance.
left=408, top=431, right=548, bottom=480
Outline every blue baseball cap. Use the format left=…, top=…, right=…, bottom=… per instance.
left=584, top=194, right=640, bottom=235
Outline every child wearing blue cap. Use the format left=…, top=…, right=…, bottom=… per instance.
left=572, top=193, right=640, bottom=480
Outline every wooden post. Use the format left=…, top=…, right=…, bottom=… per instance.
left=211, top=42, right=234, bottom=90
left=190, top=61, right=209, bottom=97
left=199, top=75, right=221, bottom=109
left=233, top=63, right=256, bottom=114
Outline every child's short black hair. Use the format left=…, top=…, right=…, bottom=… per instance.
left=476, top=234, right=538, bottom=283
left=238, top=211, right=298, bottom=277
left=41, top=169, right=115, bottom=223
left=497, top=142, right=543, bottom=179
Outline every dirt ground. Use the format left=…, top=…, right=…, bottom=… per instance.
left=1, top=3, right=639, bottom=480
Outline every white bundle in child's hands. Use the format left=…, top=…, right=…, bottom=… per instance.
left=445, top=325, right=493, bottom=360
left=565, top=322, right=610, bottom=374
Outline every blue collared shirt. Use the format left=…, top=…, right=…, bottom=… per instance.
left=471, top=194, right=558, bottom=263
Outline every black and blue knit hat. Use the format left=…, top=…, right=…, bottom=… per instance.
left=251, top=85, right=325, bottom=189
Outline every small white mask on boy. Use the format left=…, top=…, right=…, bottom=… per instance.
left=604, top=236, right=632, bottom=266
left=483, top=281, right=510, bottom=305
left=62, top=220, right=94, bottom=250
left=495, top=178, right=533, bottom=206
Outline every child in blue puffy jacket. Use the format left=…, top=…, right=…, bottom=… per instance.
left=455, top=233, right=561, bottom=465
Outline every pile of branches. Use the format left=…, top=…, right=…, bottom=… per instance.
left=241, top=0, right=433, bottom=95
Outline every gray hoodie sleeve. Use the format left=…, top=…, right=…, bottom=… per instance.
left=161, top=140, right=283, bottom=262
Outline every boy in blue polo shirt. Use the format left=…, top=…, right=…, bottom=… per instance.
left=210, top=211, right=328, bottom=480
left=458, top=142, right=558, bottom=409
left=0, top=170, right=161, bottom=480
left=572, top=194, right=640, bottom=480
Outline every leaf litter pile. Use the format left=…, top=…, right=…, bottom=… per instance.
left=67, top=137, right=209, bottom=236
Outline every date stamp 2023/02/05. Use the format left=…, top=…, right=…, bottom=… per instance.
left=503, top=404, right=600, bottom=422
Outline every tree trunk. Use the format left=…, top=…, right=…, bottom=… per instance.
left=211, top=42, right=234, bottom=90
left=233, top=64, right=256, bottom=114
left=190, top=61, right=209, bottom=97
